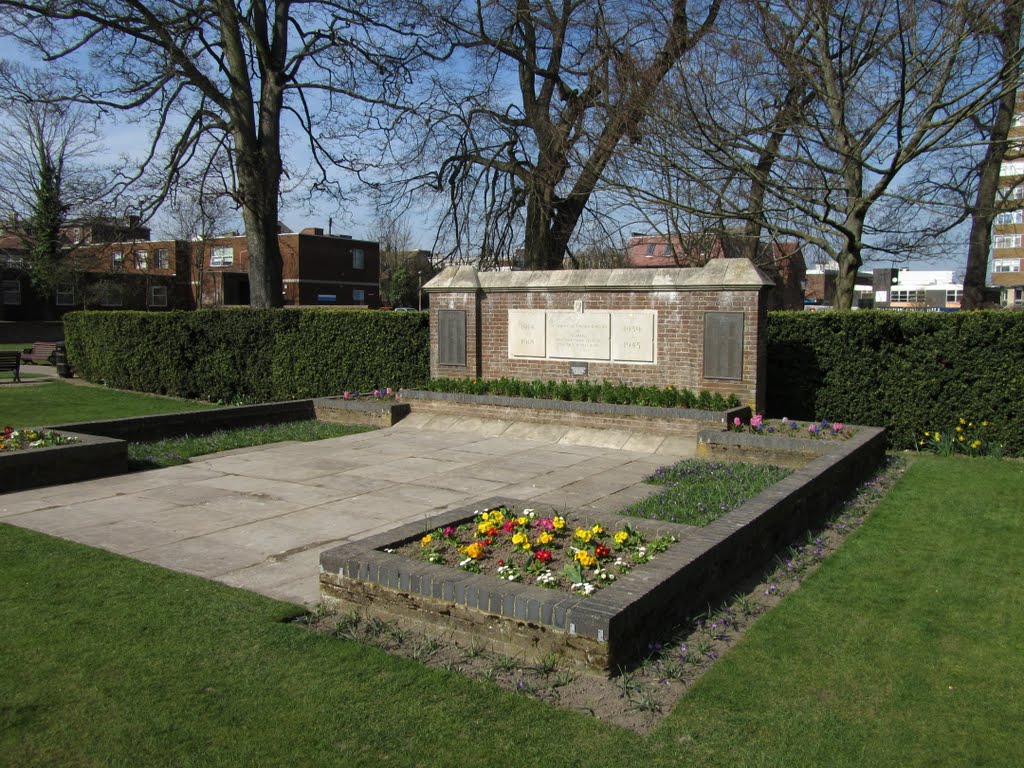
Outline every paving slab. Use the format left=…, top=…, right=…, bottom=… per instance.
left=2, top=423, right=698, bottom=607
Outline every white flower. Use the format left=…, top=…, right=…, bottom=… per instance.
left=383, top=548, right=396, bottom=553
left=459, top=557, right=473, bottom=567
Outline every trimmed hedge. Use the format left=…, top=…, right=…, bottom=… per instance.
left=421, top=376, right=742, bottom=411
left=63, top=308, right=430, bottom=403
left=767, top=311, right=1024, bottom=455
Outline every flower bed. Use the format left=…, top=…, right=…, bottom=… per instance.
left=391, top=505, right=676, bottom=597
left=728, top=415, right=855, bottom=440
left=0, top=430, right=127, bottom=493
left=1, top=426, right=80, bottom=452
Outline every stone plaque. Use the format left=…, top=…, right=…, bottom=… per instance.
left=547, top=311, right=611, bottom=360
left=611, top=312, right=656, bottom=362
left=569, top=361, right=589, bottom=377
left=703, top=311, right=744, bottom=380
left=438, top=309, right=466, bottom=366
left=508, top=310, right=546, bottom=358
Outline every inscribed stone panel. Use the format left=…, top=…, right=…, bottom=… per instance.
left=508, top=310, right=547, bottom=358
left=438, top=310, right=467, bottom=366
left=703, top=311, right=744, bottom=380
left=611, top=312, right=656, bottom=363
left=546, top=311, right=611, bottom=360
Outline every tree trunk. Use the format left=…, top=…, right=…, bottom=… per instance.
left=963, top=0, right=1023, bottom=310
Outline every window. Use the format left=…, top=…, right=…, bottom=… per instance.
left=210, top=246, right=233, bottom=266
left=993, top=234, right=1023, bottom=249
left=891, top=290, right=925, bottom=303
left=663, top=244, right=673, bottom=256
left=352, top=248, right=365, bottom=269
left=946, top=289, right=962, bottom=304
left=995, top=210, right=1024, bottom=225
left=352, top=288, right=365, bottom=303
left=100, top=287, right=123, bottom=307
left=56, top=283, right=74, bottom=306
left=111, top=250, right=124, bottom=270
left=2, top=280, right=20, bottom=305
left=148, top=285, right=168, bottom=307
left=644, top=243, right=656, bottom=256
left=1003, top=186, right=1024, bottom=202
left=993, top=258, right=1021, bottom=273
left=155, top=248, right=170, bottom=269
left=135, top=249, right=149, bottom=270
left=1003, top=159, right=1024, bottom=176
left=70, top=227, right=82, bottom=243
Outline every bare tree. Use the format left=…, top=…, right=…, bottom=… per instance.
left=368, top=0, right=721, bottom=270
left=0, top=0, right=416, bottom=307
left=0, top=62, right=107, bottom=304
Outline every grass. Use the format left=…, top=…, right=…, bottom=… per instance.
left=0, top=379, right=214, bottom=426
left=1, top=455, right=1022, bottom=766
left=620, top=458, right=792, bottom=526
left=127, top=421, right=373, bottom=469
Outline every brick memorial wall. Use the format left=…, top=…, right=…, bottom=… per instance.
left=423, top=261, right=771, bottom=411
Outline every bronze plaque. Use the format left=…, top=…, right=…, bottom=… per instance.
left=438, top=310, right=467, bottom=366
left=703, top=312, right=744, bottom=380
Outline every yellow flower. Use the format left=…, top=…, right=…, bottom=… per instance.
left=477, top=521, right=492, bottom=535
left=591, top=524, right=604, bottom=535
left=982, top=421, right=989, bottom=427
left=575, top=528, right=593, bottom=543
left=934, top=432, right=941, bottom=442
left=552, top=516, right=566, bottom=530
left=918, top=440, right=925, bottom=446
left=613, top=531, right=629, bottom=544
left=575, top=550, right=596, bottom=567
left=955, top=426, right=962, bottom=433
left=924, top=431, right=931, bottom=437
left=516, top=516, right=528, bottom=526
left=959, top=417, right=966, bottom=425
left=536, top=531, right=554, bottom=545
left=969, top=422, right=974, bottom=427
left=511, top=532, right=529, bottom=547
left=971, top=440, right=982, bottom=449
left=462, top=542, right=485, bottom=560
left=958, top=435, right=965, bottom=442
left=420, top=534, right=432, bottom=547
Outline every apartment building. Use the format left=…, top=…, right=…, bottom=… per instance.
left=992, top=97, right=1024, bottom=308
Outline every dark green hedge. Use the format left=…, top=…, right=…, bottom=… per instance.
left=421, top=377, right=742, bottom=411
left=767, top=311, right=1024, bottom=455
left=63, top=308, right=430, bottom=403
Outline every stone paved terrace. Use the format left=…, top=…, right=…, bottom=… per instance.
left=0, top=422, right=695, bottom=606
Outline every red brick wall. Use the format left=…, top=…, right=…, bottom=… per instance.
left=429, top=286, right=765, bottom=410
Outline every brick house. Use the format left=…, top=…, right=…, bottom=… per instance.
left=1, top=221, right=380, bottom=319
left=625, top=232, right=807, bottom=311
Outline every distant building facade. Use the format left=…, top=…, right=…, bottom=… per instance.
left=625, top=232, right=807, bottom=311
left=0, top=220, right=380, bottom=320
left=803, top=265, right=962, bottom=310
left=992, top=95, right=1024, bottom=308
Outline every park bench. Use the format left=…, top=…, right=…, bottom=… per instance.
left=0, top=351, right=21, bottom=382
left=21, top=341, right=58, bottom=364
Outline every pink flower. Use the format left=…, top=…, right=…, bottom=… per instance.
left=443, top=526, right=456, bottom=538
left=373, top=389, right=381, bottom=398
left=750, top=414, right=763, bottom=429
left=342, top=391, right=350, bottom=400
left=832, top=422, right=845, bottom=432
left=733, top=417, right=741, bottom=427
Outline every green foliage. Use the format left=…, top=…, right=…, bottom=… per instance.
left=622, top=459, right=792, bottom=527
left=767, top=311, right=1024, bottom=456
left=127, top=420, right=372, bottom=469
left=27, top=155, right=68, bottom=295
left=63, top=308, right=430, bottom=402
left=381, top=264, right=419, bottom=308
left=422, top=377, right=742, bottom=411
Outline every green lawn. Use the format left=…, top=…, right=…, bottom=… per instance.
left=1, top=456, right=1021, bottom=767
left=0, top=379, right=214, bottom=426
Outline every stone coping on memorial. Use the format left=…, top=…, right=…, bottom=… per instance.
left=422, top=260, right=774, bottom=293
left=400, top=389, right=750, bottom=424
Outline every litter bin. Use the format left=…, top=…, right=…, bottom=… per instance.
left=54, top=341, right=73, bottom=378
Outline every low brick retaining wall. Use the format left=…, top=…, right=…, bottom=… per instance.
left=313, top=397, right=410, bottom=428
left=0, top=431, right=127, bottom=493
left=320, top=424, right=887, bottom=672
left=696, top=428, right=848, bottom=469
left=401, top=390, right=749, bottom=437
